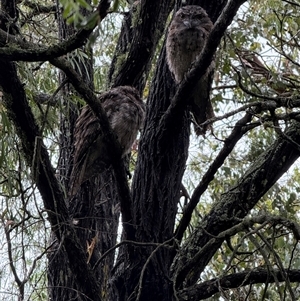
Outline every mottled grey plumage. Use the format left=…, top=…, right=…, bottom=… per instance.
left=166, top=5, right=215, bottom=135
left=69, top=86, right=145, bottom=196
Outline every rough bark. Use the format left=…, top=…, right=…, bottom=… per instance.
left=178, top=268, right=300, bottom=300
left=108, top=0, right=173, bottom=92
left=47, top=1, right=115, bottom=300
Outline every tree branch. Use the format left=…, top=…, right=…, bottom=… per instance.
left=176, top=214, right=300, bottom=285
left=3, top=220, right=23, bottom=294
left=173, top=120, right=300, bottom=287
left=0, top=59, right=102, bottom=301
left=19, top=2, right=56, bottom=27
left=175, top=111, right=255, bottom=241
left=50, top=56, right=134, bottom=237
left=175, top=93, right=300, bottom=242
left=0, top=0, right=111, bottom=61
left=178, top=268, right=300, bottom=300
left=0, top=27, right=93, bottom=60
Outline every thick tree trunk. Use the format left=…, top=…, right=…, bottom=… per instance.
left=111, top=49, right=190, bottom=299
left=47, top=2, right=120, bottom=300
left=109, top=0, right=252, bottom=300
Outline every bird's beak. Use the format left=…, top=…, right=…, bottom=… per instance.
left=183, top=19, right=193, bottom=28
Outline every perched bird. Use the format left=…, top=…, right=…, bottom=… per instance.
left=166, top=5, right=215, bottom=135
left=69, top=86, right=145, bottom=196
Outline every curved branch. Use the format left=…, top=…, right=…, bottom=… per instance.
left=3, top=221, right=23, bottom=292
left=93, top=239, right=174, bottom=271
left=19, top=2, right=56, bottom=27
left=173, top=120, right=300, bottom=287
left=176, top=214, right=300, bottom=284
left=178, top=268, right=300, bottom=300
left=0, top=59, right=102, bottom=301
left=50, top=57, right=134, bottom=237
left=175, top=111, right=254, bottom=241
left=0, top=0, right=111, bottom=61
left=0, top=27, right=93, bottom=61
left=174, top=93, right=300, bottom=242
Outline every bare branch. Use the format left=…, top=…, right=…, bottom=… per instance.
left=176, top=214, right=300, bottom=289
left=2, top=220, right=23, bottom=295
left=173, top=120, right=300, bottom=287
left=93, top=239, right=174, bottom=271
left=178, top=268, right=300, bottom=300
left=0, top=27, right=93, bottom=61
left=175, top=111, right=255, bottom=241
left=19, top=2, right=56, bottom=27
left=50, top=56, right=134, bottom=237
left=282, top=0, right=300, bottom=7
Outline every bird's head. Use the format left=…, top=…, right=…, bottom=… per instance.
left=175, top=5, right=212, bottom=31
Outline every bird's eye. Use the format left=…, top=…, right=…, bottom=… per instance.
left=195, top=13, right=202, bottom=19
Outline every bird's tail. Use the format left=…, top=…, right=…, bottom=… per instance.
left=190, top=64, right=215, bottom=136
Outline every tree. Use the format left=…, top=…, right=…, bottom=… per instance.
left=0, top=0, right=300, bottom=300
